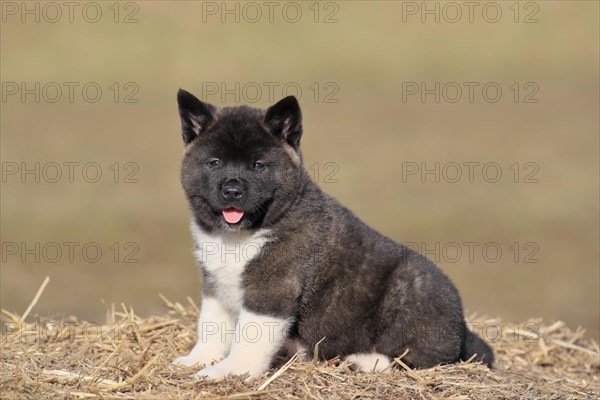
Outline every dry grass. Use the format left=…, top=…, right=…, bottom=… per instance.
left=1, top=279, right=598, bottom=399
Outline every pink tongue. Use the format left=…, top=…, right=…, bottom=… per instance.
left=222, top=208, right=244, bottom=224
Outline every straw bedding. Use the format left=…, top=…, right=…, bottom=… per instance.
left=1, top=279, right=598, bottom=399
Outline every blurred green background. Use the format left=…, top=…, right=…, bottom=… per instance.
left=1, top=1, right=598, bottom=340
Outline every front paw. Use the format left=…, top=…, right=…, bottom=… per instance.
left=172, top=355, right=202, bottom=367
left=173, top=352, right=221, bottom=368
left=195, top=360, right=266, bottom=381
left=196, top=363, right=229, bottom=381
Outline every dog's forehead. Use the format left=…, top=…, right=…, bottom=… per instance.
left=213, top=107, right=265, bottom=136
left=203, top=107, right=278, bottom=157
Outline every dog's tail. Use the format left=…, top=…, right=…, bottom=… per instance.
left=460, top=330, right=494, bottom=367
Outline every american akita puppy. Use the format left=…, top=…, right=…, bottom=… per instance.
left=172, top=89, right=493, bottom=380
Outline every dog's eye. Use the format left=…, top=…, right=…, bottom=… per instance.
left=208, top=159, right=221, bottom=168
left=254, top=161, right=266, bottom=171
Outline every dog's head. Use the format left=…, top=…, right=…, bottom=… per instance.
left=177, top=89, right=305, bottom=231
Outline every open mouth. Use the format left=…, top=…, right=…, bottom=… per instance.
left=222, top=208, right=245, bottom=224
left=216, top=199, right=273, bottom=229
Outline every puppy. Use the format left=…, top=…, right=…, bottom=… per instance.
left=172, top=89, right=493, bottom=380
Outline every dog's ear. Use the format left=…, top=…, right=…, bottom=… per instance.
left=177, top=89, right=215, bottom=144
left=265, top=96, right=302, bottom=149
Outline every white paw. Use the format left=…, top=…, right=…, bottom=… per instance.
left=173, top=352, right=221, bottom=368
left=345, top=353, right=391, bottom=373
left=195, top=360, right=266, bottom=381
left=196, top=363, right=229, bottom=380
left=172, top=355, right=202, bottom=367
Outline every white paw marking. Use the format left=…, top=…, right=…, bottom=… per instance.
left=196, top=363, right=230, bottom=380
left=194, top=310, right=291, bottom=381
left=345, top=353, right=391, bottom=373
left=194, top=358, right=262, bottom=381
left=172, top=352, right=219, bottom=368
left=194, top=357, right=261, bottom=381
left=172, top=355, right=202, bottom=367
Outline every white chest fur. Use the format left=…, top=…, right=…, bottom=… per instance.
left=190, top=220, right=271, bottom=314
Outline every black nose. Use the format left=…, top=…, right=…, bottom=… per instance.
left=222, top=179, right=243, bottom=199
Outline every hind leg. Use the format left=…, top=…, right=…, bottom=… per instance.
left=345, top=353, right=391, bottom=373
